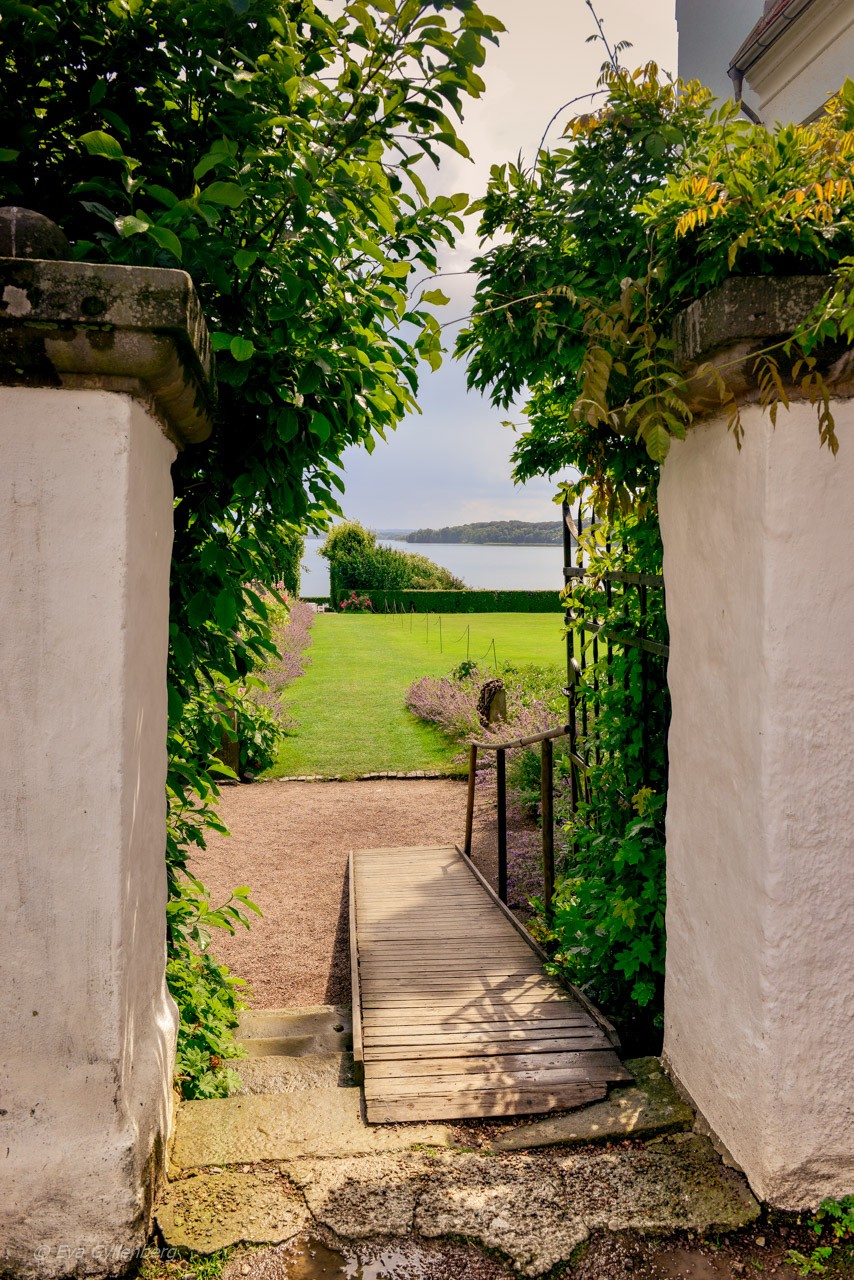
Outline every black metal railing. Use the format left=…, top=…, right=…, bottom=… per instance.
left=462, top=725, right=588, bottom=918
left=561, top=498, right=669, bottom=792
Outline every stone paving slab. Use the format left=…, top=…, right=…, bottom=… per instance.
left=170, top=1088, right=456, bottom=1169
left=285, top=1136, right=759, bottom=1277
left=237, top=1006, right=352, bottom=1055
left=232, top=1052, right=354, bottom=1096
left=157, top=1170, right=309, bottom=1252
left=160, top=1135, right=759, bottom=1268
left=490, top=1056, right=693, bottom=1152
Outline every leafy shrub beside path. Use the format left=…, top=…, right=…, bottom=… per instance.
left=321, top=521, right=465, bottom=607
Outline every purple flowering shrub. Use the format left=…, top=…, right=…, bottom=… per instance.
left=404, top=667, right=484, bottom=740
left=406, top=661, right=569, bottom=908
left=250, top=599, right=315, bottom=728
left=405, top=662, right=563, bottom=747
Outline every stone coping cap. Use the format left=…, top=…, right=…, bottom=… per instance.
left=672, top=274, right=854, bottom=414
left=673, top=274, right=830, bottom=364
left=0, top=257, right=215, bottom=445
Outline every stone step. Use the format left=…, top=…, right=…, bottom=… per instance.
left=232, top=1052, right=354, bottom=1096
left=237, top=1005, right=352, bottom=1056
left=157, top=1135, right=759, bottom=1258
left=489, top=1056, right=694, bottom=1152
left=170, top=1087, right=456, bottom=1169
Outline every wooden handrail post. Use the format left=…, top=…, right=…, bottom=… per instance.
left=541, top=736, right=555, bottom=920
left=497, top=747, right=507, bottom=903
left=464, top=743, right=477, bottom=856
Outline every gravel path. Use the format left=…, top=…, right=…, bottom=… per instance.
left=194, top=778, right=516, bottom=1008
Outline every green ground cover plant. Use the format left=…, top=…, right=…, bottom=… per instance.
left=1, top=0, right=502, bottom=1094
left=269, top=612, right=567, bottom=777
left=787, top=1198, right=854, bottom=1276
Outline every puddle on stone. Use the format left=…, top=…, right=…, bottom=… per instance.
left=231, top=1234, right=515, bottom=1280
left=284, top=1239, right=418, bottom=1279
left=647, top=1251, right=733, bottom=1280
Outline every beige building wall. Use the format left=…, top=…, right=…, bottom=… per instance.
left=744, top=0, right=854, bottom=123
left=0, top=388, right=179, bottom=1273
left=660, top=401, right=854, bottom=1207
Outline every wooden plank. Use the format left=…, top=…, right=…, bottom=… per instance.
left=363, top=1036, right=610, bottom=1060
left=362, top=1000, right=580, bottom=1012
left=365, top=1050, right=631, bottom=1081
left=360, top=956, right=537, bottom=966
left=366, top=1066, right=621, bottom=1095
left=362, top=1010, right=594, bottom=1029
left=359, top=962, right=543, bottom=972
left=358, top=953, right=540, bottom=963
left=358, top=976, right=559, bottom=990
left=359, top=964, right=544, bottom=977
left=356, top=891, right=496, bottom=899
left=361, top=989, right=577, bottom=1002
left=363, top=1020, right=596, bottom=1039
left=363, top=1026, right=600, bottom=1046
left=357, top=942, right=535, bottom=953
left=360, top=984, right=572, bottom=994
left=359, top=969, right=553, bottom=984
left=361, top=1013, right=594, bottom=1034
left=361, top=1001, right=588, bottom=1019
left=348, top=851, right=363, bottom=1066
left=357, top=936, right=513, bottom=944
left=366, top=1082, right=608, bottom=1123
left=357, top=896, right=494, bottom=906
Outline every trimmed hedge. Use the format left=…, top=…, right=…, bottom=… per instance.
left=333, top=589, right=564, bottom=613
left=300, top=596, right=330, bottom=606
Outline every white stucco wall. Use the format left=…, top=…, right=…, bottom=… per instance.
left=744, top=0, right=854, bottom=124
left=660, top=401, right=854, bottom=1207
left=0, top=388, right=178, bottom=1273
left=676, top=0, right=763, bottom=105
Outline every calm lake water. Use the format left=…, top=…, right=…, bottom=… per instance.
left=300, top=537, right=565, bottom=596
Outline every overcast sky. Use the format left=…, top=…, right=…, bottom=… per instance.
left=337, top=0, right=678, bottom=529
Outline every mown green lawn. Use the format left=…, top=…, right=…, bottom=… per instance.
left=267, top=611, right=568, bottom=778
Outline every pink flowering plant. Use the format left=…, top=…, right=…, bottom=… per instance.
left=339, top=591, right=375, bottom=613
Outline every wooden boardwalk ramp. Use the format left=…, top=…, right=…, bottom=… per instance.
left=349, top=845, right=631, bottom=1123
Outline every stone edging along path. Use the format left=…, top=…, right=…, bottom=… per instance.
left=255, top=770, right=467, bottom=782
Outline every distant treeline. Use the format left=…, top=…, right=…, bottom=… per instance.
left=396, top=520, right=564, bottom=546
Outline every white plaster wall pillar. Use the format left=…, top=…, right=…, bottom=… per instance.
left=0, top=212, right=213, bottom=1277
left=660, top=277, right=854, bottom=1208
